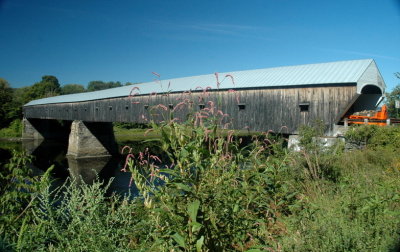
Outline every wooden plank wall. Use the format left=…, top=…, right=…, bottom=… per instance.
left=23, top=85, right=357, bottom=134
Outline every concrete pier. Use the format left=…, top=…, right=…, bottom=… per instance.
left=66, top=120, right=117, bottom=158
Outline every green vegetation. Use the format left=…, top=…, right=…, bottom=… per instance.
left=0, top=119, right=22, bottom=138
left=387, top=72, right=400, bottom=118
left=0, top=78, right=16, bottom=129
left=1, top=103, right=400, bottom=250
left=0, top=74, right=400, bottom=250
left=61, top=84, right=86, bottom=95
left=87, top=80, right=123, bottom=91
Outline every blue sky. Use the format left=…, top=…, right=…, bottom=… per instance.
left=1, top=0, right=399, bottom=91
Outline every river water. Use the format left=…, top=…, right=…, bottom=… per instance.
left=0, top=138, right=164, bottom=196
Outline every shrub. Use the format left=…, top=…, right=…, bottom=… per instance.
left=122, top=101, right=300, bottom=250
left=291, top=121, right=343, bottom=182
left=281, top=149, right=400, bottom=252
left=0, top=119, right=22, bottom=138
left=0, top=151, right=52, bottom=250
left=345, top=124, right=400, bottom=149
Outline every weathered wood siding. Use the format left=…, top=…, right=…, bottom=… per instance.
left=24, top=85, right=357, bottom=134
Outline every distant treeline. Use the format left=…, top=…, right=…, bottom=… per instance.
left=0, top=76, right=137, bottom=130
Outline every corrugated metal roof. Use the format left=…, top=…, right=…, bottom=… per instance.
left=25, top=59, right=378, bottom=106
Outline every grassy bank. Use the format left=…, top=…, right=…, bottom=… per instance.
left=0, top=119, right=22, bottom=139
left=1, top=121, right=400, bottom=251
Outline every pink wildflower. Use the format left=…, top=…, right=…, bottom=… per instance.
left=150, top=155, right=162, bottom=163
left=141, top=114, right=148, bottom=122
left=121, top=153, right=134, bottom=172
left=129, top=86, right=140, bottom=96
left=223, top=122, right=231, bottom=129
left=151, top=71, right=160, bottom=78
left=279, top=125, right=289, bottom=134
left=172, top=101, right=186, bottom=112
left=144, top=128, right=154, bottom=136
left=121, top=145, right=132, bottom=154
left=225, top=74, right=235, bottom=85
left=227, top=130, right=235, bottom=144
left=214, top=72, right=220, bottom=88
left=156, top=104, right=168, bottom=111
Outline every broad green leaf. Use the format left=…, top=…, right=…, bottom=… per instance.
left=180, top=148, right=189, bottom=159
left=196, top=235, right=204, bottom=252
left=233, top=203, right=239, bottom=213
left=174, top=183, right=192, bottom=192
left=172, top=233, right=186, bottom=248
left=158, top=169, right=178, bottom=176
left=187, top=199, right=200, bottom=222
left=191, top=221, right=202, bottom=233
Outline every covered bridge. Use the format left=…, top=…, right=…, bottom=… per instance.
left=24, top=59, right=385, bottom=135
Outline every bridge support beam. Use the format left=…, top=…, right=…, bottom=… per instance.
left=67, top=120, right=117, bottom=158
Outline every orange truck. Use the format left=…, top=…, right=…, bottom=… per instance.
left=348, top=105, right=389, bottom=126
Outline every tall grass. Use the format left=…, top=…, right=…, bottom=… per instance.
left=1, top=80, right=400, bottom=250
left=1, top=126, right=400, bottom=251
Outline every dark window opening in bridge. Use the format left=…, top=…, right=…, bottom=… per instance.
left=109, top=106, right=113, bottom=111
left=74, top=109, right=77, bottom=112
left=95, top=107, right=99, bottom=111
left=238, top=103, right=246, bottom=110
left=299, top=102, right=310, bottom=112
left=168, top=104, right=174, bottom=109
left=144, top=104, right=149, bottom=110
left=84, top=108, right=87, bottom=112
left=125, top=105, right=129, bottom=110
left=199, top=104, right=205, bottom=110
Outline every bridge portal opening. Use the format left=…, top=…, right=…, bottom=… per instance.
left=336, top=84, right=384, bottom=124
left=352, top=84, right=383, bottom=112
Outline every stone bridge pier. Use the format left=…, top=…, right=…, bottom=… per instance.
left=22, top=118, right=118, bottom=158
left=66, top=120, right=117, bottom=158
left=23, top=118, right=118, bottom=184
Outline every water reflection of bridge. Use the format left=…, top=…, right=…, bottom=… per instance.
left=21, top=138, right=133, bottom=190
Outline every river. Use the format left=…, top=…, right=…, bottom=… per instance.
left=0, top=138, right=165, bottom=196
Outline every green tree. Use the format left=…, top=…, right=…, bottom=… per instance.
left=386, top=72, right=400, bottom=118
left=0, top=78, right=14, bottom=128
left=61, top=84, right=85, bottom=95
left=21, top=75, right=61, bottom=103
left=13, top=86, right=31, bottom=117
left=87, top=81, right=122, bottom=91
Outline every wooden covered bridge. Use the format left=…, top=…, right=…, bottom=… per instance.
left=23, top=59, right=385, bottom=156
